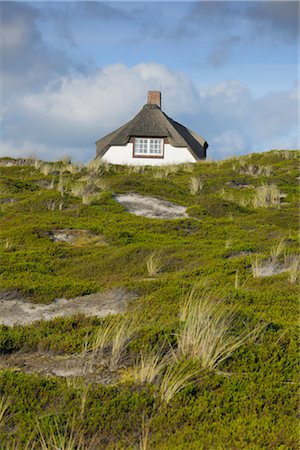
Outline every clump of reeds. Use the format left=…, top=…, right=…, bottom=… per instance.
left=181, top=162, right=194, bottom=173
left=70, top=182, right=86, bottom=197
left=47, top=177, right=55, bottom=190
left=92, top=315, right=137, bottom=369
left=139, top=413, right=150, bottom=450
left=146, top=251, right=162, bottom=277
left=109, top=316, right=137, bottom=369
left=57, top=175, right=69, bottom=197
left=177, top=289, right=263, bottom=370
left=131, top=349, right=170, bottom=384
left=0, top=396, right=10, bottom=426
left=288, top=256, right=299, bottom=284
left=240, top=164, right=272, bottom=177
left=252, top=183, right=284, bottom=208
left=3, top=238, right=13, bottom=251
left=251, top=255, right=264, bottom=278
left=86, top=158, right=108, bottom=174
left=36, top=416, right=86, bottom=450
left=270, top=237, right=286, bottom=263
left=159, top=358, right=199, bottom=404
left=152, top=170, right=165, bottom=180
left=189, top=176, right=205, bottom=195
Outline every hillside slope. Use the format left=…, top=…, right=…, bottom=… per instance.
left=0, top=150, right=299, bottom=449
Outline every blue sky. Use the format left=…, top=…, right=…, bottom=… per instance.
left=0, top=1, right=299, bottom=161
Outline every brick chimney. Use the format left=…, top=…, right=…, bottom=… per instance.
left=147, top=91, right=161, bottom=109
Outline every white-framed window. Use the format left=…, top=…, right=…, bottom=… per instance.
left=134, top=138, right=164, bottom=157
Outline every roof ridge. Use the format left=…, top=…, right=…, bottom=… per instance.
left=96, top=102, right=208, bottom=160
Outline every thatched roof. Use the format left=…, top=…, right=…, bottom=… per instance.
left=96, top=103, right=208, bottom=160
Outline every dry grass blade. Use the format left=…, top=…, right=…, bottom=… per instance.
left=139, top=413, right=151, bottom=450
left=70, top=182, right=85, bottom=197
left=91, top=315, right=122, bottom=357
left=36, top=416, right=85, bottom=450
left=110, top=316, right=137, bottom=369
left=0, top=396, right=10, bottom=425
left=251, top=255, right=263, bottom=278
left=146, top=251, right=162, bottom=277
left=252, top=183, right=284, bottom=208
left=235, top=270, right=239, bottom=290
left=177, top=292, right=264, bottom=370
left=179, top=281, right=209, bottom=322
left=159, top=359, right=199, bottom=404
left=270, top=237, right=286, bottom=263
left=132, top=350, right=170, bottom=384
left=92, top=314, right=138, bottom=369
left=189, top=176, right=205, bottom=195
left=288, top=256, right=299, bottom=284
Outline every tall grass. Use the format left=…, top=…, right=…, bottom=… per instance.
left=92, top=315, right=121, bottom=357
left=179, top=281, right=209, bottom=322
left=70, top=182, right=85, bottom=197
left=177, top=291, right=263, bottom=370
left=270, top=237, right=286, bottom=263
left=0, top=396, right=10, bottom=426
left=139, top=413, right=151, bottom=450
left=189, top=176, right=205, bottom=195
left=240, top=164, right=272, bottom=177
left=131, top=350, right=169, bottom=384
left=86, top=157, right=109, bottom=174
left=288, top=256, right=299, bottom=284
left=251, top=255, right=264, bottom=278
left=252, top=183, right=283, bottom=208
left=159, top=359, right=199, bottom=404
left=92, top=315, right=137, bottom=369
left=110, top=316, right=137, bottom=369
left=146, top=252, right=162, bottom=277
left=36, top=416, right=87, bottom=450
left=57, top=175, right=68, bottom=197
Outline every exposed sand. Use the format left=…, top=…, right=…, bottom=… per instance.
left=0, top=288, right=136, bottom=326
left=0, top=351, right=117, bottom=384
left=48, top=229, right=107, bottom=246
left=114, top=193, right=188, bottom=219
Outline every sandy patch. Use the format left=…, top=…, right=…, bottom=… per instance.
left=0, top=288, right=136, bottom=326
left=0, top=351, right=117, bottom=384
left=254, top=262, right=288, bottom=277
left=49, top=229, right=106, bottom=246
left=114, top=193, right=188, bottom=219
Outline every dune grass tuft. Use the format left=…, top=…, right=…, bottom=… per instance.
left=146, top=251, right=162, bottom=277
left=159, top=358, right=199, bottom=404
left=177, top=289, right=264, bottom=370
left=131, top=349, right=170, bottom=384
left=189, top=176, right=205, bottom=195
left=252, top=183, right=284, bottom=208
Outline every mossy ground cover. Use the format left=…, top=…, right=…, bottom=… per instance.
left=0, top=150, right=299, bottom=448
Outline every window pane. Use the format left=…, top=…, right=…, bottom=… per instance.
left=134, top=138, right=163, bottom=156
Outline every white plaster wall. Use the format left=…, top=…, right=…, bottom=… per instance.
left=101, top=143, right=197, bottom=165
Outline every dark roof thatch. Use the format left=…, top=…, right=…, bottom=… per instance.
left=96, top=103, right=208, bottom=160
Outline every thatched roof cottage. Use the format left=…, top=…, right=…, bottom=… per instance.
left=96, top=91, right=208, bottom=165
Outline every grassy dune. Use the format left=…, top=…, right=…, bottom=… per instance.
left=0, top=150, right=299, bottom=449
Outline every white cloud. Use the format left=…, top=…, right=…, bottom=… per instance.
left=1, top=63, right=298, bottom=161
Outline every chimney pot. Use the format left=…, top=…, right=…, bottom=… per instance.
left=147, top=91, right=161, bottom=108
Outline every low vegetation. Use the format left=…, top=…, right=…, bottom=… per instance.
left=0, top=150, right=299, bottom=448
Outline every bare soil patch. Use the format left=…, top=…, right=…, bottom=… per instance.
left=255, top=262, right=289, bottom=277
left=114, top=193, right=188, bottom=219
left=49, top=229, right=107, bottom=246
left=0, top=288, right=136, bottom=326
left=0, top=351, right=118, bottom=384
